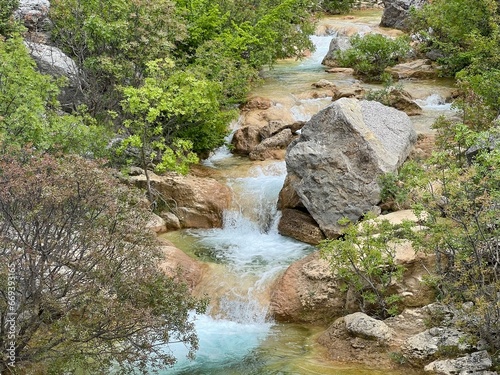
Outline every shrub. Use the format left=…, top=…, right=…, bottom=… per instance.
left=335, top=33, right=411, bottom=81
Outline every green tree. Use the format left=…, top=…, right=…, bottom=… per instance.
left=0, top=34, right=108, bottom=156
left=410, top=0, right=500, bottom=76
left=119, top=59, right=234, bottom=200
left=410, top=123, right=500, bottom=349
left=320, top=215, right=408, bottom=319
left=0, top=0, right=18, bottom=36
left=335, top=33, right=411, bottom=81
left=0, top=151, right=206, bottom=374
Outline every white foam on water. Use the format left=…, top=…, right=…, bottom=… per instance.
left=416, top=93, right=453, bottom=110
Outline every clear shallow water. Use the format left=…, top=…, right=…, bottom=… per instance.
left=159, top=9, right=451, bottom=375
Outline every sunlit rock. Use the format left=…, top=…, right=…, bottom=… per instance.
left=130, top=171, right=232, bottom=229
left=387, top=59, right=439, bottom=80
left=280, top=98, right=417, bottom=239
left=344, top=312, right=394, bottom=343
left=160, top=240, right=206, bottom=292
left=269, top=251, right=347, bottom=323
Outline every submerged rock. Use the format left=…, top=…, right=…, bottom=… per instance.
left=280, top=98, right=417, bottom=239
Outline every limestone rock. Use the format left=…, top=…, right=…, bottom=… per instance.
left=403, top=327, right=470, bottom=365
left=14, top=0, right=51, bottom=32
left=312, top=79, right=337, bottom=89
left=269, top=251, right=348, bottom=323
left=343, top=312, right=394, bottom=342
left=130, top=171, right=231, bottom=229
left=385, top=87, right=423, bottom=116
left=387, top=59, right=438, bottom=80
left=231, top=126, right=261, bottom=155
left=333, top=83, right=366, bottom=100
left=281, top=98, right=417, bottom=238
left=249, top=129, right=295, bottom=160
left=326, top=67, right=355, bottom=74
left=424, top=351, right=494, bottom=375
left=240, top=96, right=273, bottom=111
left=259, top=120, right=304, bottom=140
left=380, top=0, right=428, bottom=31
left=161, top=211, right=182, bottom=231
left=322, top=35, right=352, bottom=67
left=277, top=208, right=325, bottom=245
left=24, top=41, right=84, bottom=111
left=277, top=174, right=305, bottom=211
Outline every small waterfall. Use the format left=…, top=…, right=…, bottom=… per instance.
left=416, top=93, right=453, bottom=111
left=164, top=161, right=313, bottom=374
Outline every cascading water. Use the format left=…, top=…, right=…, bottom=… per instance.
left=161, top=9, right=456, bottom=374
left=163, top=159, right=315, bottom=374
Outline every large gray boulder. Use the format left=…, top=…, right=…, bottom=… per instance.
left=24, top=41, right=85, bottom=111
left=380, top=0, right=428, bottom=31
left=281, top=98, right=416, bottom=238
left=321, top=34, right=352, bottom=67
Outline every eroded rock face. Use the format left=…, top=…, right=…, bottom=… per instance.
left=130, top=171, right=232, bottom=229
left=269, top=251, right=348, bottom=323
left=387, top=59, right=438, bottom=80
left=424, top=351, right=494, bottom=375
left=380, top=0, right=428, bottom=31
left=402, top=327, right=470, bottom=366
left=281, top=98, right=417, bottom=238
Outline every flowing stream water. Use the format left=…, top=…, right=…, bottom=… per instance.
left=161, top=9, right=455, bottom=375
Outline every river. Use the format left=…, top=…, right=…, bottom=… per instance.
left=161, top=9, right=455, bottom=375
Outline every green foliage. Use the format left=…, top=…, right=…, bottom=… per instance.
left=0, top=151, right=207, bottom=373
left=410, top=0, right=500, bottom=76
left=320, top=214, right=409, bottom=319
left=50, top=0, right=185, bottom=117
left=318, top=0, right=356, bottom=14
left=335, top=34, right=411, bottom=81
left=0, top=0, right=18, bottom=36
left=388, top=351, right=407, bottom=365
left=0, top=34, right=109, bottom=156
left=119, top=58, right=233, bottom=162
left=378, top=161, right=422, bottom=211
